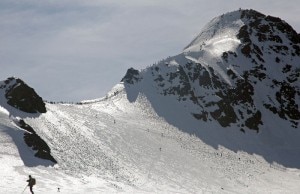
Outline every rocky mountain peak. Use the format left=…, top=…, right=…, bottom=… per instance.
left=122, top=9, right=300, bottom=132
left=0, top=77, right=46, bottom=113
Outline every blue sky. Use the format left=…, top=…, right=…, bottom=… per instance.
left=1, top=0, right=299, bottom=101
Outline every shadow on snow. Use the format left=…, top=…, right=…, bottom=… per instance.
left=125, top=86, right=300, bottom=169
left=1, top=123, right=55, bottom=167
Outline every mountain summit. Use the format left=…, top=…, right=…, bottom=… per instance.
left=122, top=9, right=300, bottom=132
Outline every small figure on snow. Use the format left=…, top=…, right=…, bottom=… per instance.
left=57, top=187, right=60, bottom=192
left=26, top=175, right=36, bottom=194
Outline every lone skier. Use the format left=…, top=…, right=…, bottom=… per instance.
left=26, top=175, right=36, bottom=194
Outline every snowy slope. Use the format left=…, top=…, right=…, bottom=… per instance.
left=1, top=9, right=300, bottom=193
left=2, top=85, right=300, bottom=193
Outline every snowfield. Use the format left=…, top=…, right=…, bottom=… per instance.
left=1, top=84, right=300, bottom=194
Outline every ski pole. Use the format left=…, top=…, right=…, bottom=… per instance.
left=21, top=185, right=28, bottom=194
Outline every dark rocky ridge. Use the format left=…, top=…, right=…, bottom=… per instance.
left=0, top=77, right=55, bottom=164
left=1, top=77, right=46, bottom=113
left=14, top=119, right=57, bottom=163
left=121, top=68, right=142, bottom=84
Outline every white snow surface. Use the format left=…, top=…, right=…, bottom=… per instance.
left=182, top=10, right=244, bottom=86
left=1, top=85, right=300, bottom=194
left=184, top=10, right=243, bottom=54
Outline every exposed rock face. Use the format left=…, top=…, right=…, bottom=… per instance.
left=0, top=77, right=54, bottom=163
left=1, top=77, right=46, bottom=113
left=15, top=119, right=57, bottom=163
left=231, top=9, right=300, bottom=128
left=121, top=68, right=141, bottom=84
left=122, top=9, right=300, bottom=132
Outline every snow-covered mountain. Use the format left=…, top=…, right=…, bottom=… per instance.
left=0, top=9, right=300, bottom=193
left=123, top=9, right=299, bottom=132
left=122, top=8, right=300, bottom=166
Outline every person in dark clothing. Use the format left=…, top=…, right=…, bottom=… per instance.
left=26, top=175, right=35, bottom=194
